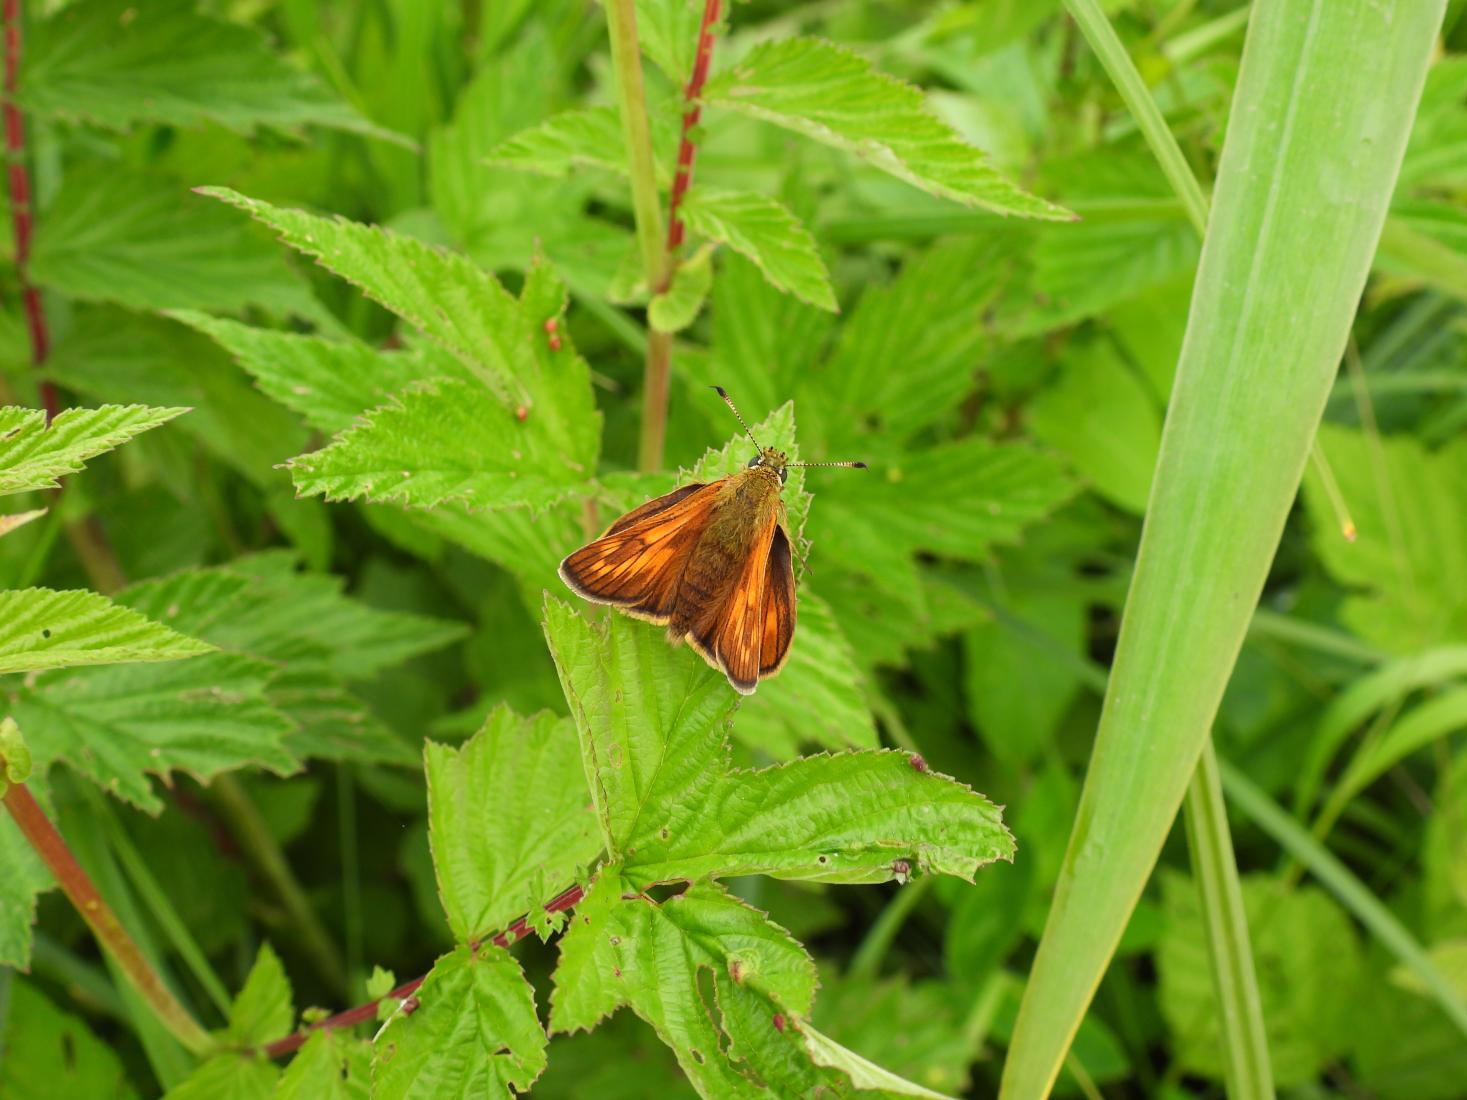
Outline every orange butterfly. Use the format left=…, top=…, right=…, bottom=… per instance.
left=559, top=387, right=865, bottom=694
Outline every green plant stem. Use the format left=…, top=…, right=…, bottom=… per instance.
left=604, top=0, right=667, bottom=291
left=208, top=774, right=349, bottom=997
left=640, top=328, right=674, bottom=471
left=2, top=782, right=214, bottom=1055
left=1180, top=742, right=1275, bottom=1100
left=89, top=790, right=233, bottom=1018
left=1219, top=760, right=1467, bottom=1038
left=1064, top=0, right=1209, bottom=236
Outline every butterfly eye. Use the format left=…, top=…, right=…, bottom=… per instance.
left=747, top=455, right=762, bottom=468
left=778, top=467, right=788, bottom=484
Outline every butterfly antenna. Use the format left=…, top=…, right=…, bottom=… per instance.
left=786, top=460, right=869, bottom=470
left=710, top=385, right=762, bottom=451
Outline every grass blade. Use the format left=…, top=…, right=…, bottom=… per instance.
left=998, top=4, right=1446, bottom=1097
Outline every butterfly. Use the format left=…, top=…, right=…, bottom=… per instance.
left=559, top=387, right=865, bottom=694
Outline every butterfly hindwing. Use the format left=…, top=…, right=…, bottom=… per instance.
left=687, top=510, right=778, bottom=694
left=759, top=522, right=796, bottom=677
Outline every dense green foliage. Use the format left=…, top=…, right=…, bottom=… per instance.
left=0, top=2, right=1464, bottom=1098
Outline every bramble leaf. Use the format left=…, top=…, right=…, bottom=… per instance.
left=0, top=405, right=186, bottom=496
left=173, top=311, right=474, bottom=436
left=227, top=943, right=294, bottom=1046
left=372, top=944, right=547, bottom=1100
left=162, top=1054, right=278, bottom=1100
left=200, top=189, right=600, bottom=487
left=0, top=979, right=140, bottom=1098
left=0, top=779, right=52, bottom=968
left=31, top=173, right=317, bottom=317
left=648, top=246, right=714, bottom=334
left=274, top=1030, right=371, bottom=1100
left=703, top=37, right=1072, bottom=220
left=425, top=707, right=600, bottom=942
left=0, top=588, right=213, bottom=675
left=20, top=0, right=394, bottom=140
left=679, top=188, right=837, bottom=312
left=487, top=107, right=641, bottom=181
left=543, top=598, right=1012, bottom=887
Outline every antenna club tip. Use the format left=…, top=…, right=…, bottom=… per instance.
left=711, top=385, right=728, bottom=398
left=853, top=461, right=868, bottom=469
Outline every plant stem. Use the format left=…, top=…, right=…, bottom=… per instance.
left=261, top=883, right=586, bottom=1059
left=666, top=0, right=722, bottom=252
left=208, top=774, right=350, bottom=997
left=639, top=329, right=673, bottom=470
left=847, top=876, right=933, bottom=983
left=2, top=783, right=215, bottom=1055
left=604, top=0, right=667, bottom=290
left=1181, top=742, right=1276, bottom=1100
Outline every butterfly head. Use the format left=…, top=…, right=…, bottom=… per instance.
left=747, top=447, right=789, bottom=483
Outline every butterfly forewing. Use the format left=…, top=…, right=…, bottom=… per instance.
left=558, top=481, right=722, bottom=623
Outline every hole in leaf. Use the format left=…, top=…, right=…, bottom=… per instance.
left=645, top=881, right=690, bottom=905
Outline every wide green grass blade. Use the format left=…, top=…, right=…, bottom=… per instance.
left=998, top=4, right=1446, bottom=1098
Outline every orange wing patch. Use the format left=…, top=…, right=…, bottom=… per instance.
left=558, top=482, right=722, bottom=624
left=686, top=511, right=778, bottom=694
left=759, top=524, right=796, bottom=678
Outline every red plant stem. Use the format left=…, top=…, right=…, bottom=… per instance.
left=3, top=782, right=214, bottom=1053
left=664, top=0, right=722, bottom=264
left=261, top=883, right=588, bottom=1060
left=3, top=0, right=54, bottom=417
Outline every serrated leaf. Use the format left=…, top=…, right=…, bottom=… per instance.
left=704, top=37, right=1072, bottom=220
left=0, top=404, right=185, bottom=496
left=425, top=707, right=600, bottom=942
left=488, top=106, right=636, bottom=180
left=20, top=0, right=396, bottom=141
left=648, top=246, right=714, bottom=333
left=162, top=1054, right=279, bottom=1100
left=118, top=559, right=461, bottom=765
left=800, top=1025, right=959, bottom=1100
left=637, top=0, right=699, bottom=85
left=7, top=652, right=297, bottom=812
left=289, top=379, right=583, bottom=512
left=372, top=944, right=547, bottom=1100
left=273, top=1030, right=371, bottom=1100
left=543, top=600, right=1011, bottom=887
left=678, top=188, right=836, bottom=312
left=31, top=172, right=316, bottom=317
left=227, top=943, right=294, bottom=1046
left=200, top=189, right=600, bottom=482
left=0, top=787, right=52, bottom=968
left=173, top=311, right=473, bottom=436
left=814, top=235, right=1019, bottom=443
left=0, top=588, right=213, bottom=675
left=0, top=978, right=139, bottom=1099
left=1303, top=426, right=1467, bottom=651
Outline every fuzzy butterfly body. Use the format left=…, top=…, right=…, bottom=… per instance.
left=558, top=445, right=797, bottom=694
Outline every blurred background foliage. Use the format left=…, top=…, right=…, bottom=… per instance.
left=1, top=1, right=1466, bottom=1097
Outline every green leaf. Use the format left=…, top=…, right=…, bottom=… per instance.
left=7, top=652, right=297, bottom=812
left=0, top=405, right=186, bottom=496
left=543, top=599, right=1012, bottom=887
left=162, top=1055, right=278, bottom=1100
left=703, top=37, right=1072, bottom=220
left=812, top=235, right=1019, bottom=443
left=172, top=311, right=474, bottom=437
left=1302, top=425, right=1467, bottom=651
left=226, top=943, right=294, bottom=1046
left=272, top=1029, right=371, bottom=1100
left=425, top=706, right=601, bottom=942
left=200, top=189, right=600, bottom=484
left=1159, top=872, right=1360, bottom=1086
left=648, top=245, right=714, bottom=333
left=372, top=944, right=547, bottom=1099
left=0, top=588, right=213, bottom=675
left=636, top=0, right=699, bottom=85
left=31, top=172, right=316, bottom=317
left=0, top=978, right=140, bottom=1100
left=1028, top=338, right=1163, bottom=514
left=487, top=106, right=641, bottom=180
left=553, top=876, right=952, bottom=1099
left=20, top=0, right=394, bottom=140
left=118, top=558, right=462, bottom=765
left=999, top=6, right=1446, bottom=1093
left=678, top=188, right=836, bottom=312
left=0, top=789, right=51, bottom=967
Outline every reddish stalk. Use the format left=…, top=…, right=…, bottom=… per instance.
left=3, top=0, right=54, bottom=417
left=261, top=883, right=587, bottom=1060
left=664, top=0, right=723, bottom=260
left=3, top=782, right=215, bottom=1054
